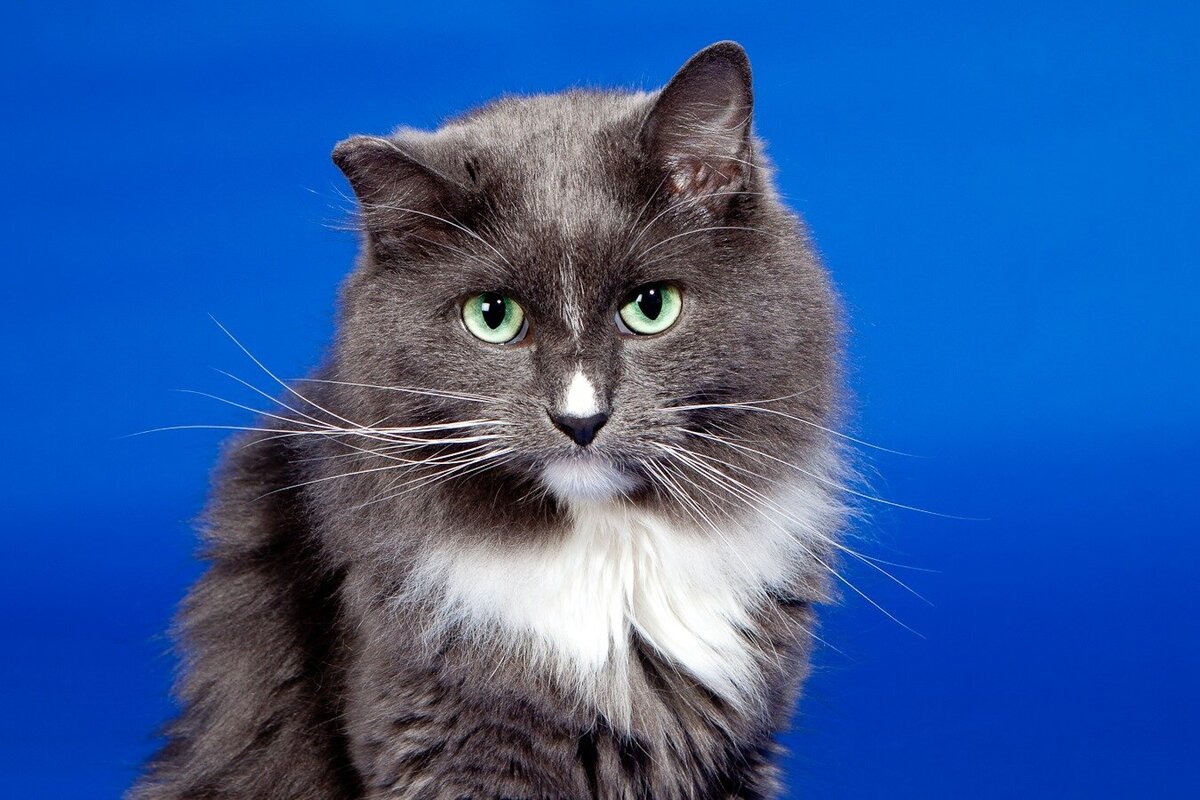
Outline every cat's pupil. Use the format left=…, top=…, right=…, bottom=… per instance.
left=637, top=287, right=663, bottom=320
left=479, top=294, right=507, bottom=329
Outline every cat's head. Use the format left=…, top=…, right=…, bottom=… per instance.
left=328, top=42, right=841, bottom=517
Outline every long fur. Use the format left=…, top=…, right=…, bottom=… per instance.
left=405, top=449, right=844, bottom=728
left=132, top=41, right=849, bottom=799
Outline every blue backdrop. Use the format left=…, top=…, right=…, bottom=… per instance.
left=3, top=2, right=1197, bottom=797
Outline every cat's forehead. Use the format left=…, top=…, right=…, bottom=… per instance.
left=424, top=91, right=653, bottom=238
left=445, top=91, right=649, bottom=168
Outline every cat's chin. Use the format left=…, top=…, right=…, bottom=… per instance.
left=541, top=455, right=638, bottom=505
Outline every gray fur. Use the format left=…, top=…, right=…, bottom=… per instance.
left=132, top=41, right=847, bottom=799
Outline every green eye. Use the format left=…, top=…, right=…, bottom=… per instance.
left=617, top=283, right=682, bottom=335
left=462, top=292, right=527, bottom=344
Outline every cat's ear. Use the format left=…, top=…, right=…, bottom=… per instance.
left=641, top=41, right=754, bottom=208
left=332, top=136, right=462, bottom=241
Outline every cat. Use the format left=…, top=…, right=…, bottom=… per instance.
left=131, top=41, right=848, bottom=799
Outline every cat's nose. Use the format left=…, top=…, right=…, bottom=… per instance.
left=550, top=367, right=610, bottom=446
left=550, top=412, right=609, bottom=446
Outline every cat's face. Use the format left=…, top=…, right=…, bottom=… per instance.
left=331, top=43, right=839, bottom=515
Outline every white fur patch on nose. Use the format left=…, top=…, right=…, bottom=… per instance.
left=562, top=369, right=600, bottom=417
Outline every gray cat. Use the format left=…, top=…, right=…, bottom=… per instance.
left=131, top=41, right=848, bottom=799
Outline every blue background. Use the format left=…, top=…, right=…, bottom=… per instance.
left=3, top=2, right=1198, bottom=796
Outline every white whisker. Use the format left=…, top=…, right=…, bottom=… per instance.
left=680, top=428, right=971, bottom=520
left=256, top=442, right=504, bottom=500
left=635, top=225, right=781, bottom=261
left=213, top=368, right=339, bottom=431
left=357, top=198, right=514, bottom=269
left=653, top=441, right=921, bottom=635
left=661, top=396, right=916, bottom=457
left=209, top=316, right=371, bottom=433
left=353, top=448, right=515, bottom=510
left=624, top=189, right=765, bottom=259
left=657, top=439, right=931, bottom=602
left=295, top=378, right=495, bottom=404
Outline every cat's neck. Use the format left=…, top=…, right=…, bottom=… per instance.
left=405, top=474, right=837, bottom=725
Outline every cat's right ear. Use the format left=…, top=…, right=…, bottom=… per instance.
left=332, top=136, right=462, bottom=241
left=640, top=41, right=754, bottom=210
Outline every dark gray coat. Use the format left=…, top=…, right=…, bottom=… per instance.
left=131, top=42, right=847, bottom=800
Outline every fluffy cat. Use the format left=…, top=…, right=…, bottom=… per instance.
left=132, top=41, right=848, bottom=799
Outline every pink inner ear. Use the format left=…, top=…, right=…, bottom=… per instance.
left=646, top=50, right=753, bottom=207
left=668, top=155, right=742, bottom=202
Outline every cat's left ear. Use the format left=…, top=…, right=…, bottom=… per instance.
left=640, top=41, right=754, bottom=209
left=331, top=135, right=464, bottom=244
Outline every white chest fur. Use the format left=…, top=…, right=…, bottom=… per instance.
left=409, top=478, right=836, bottom=711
